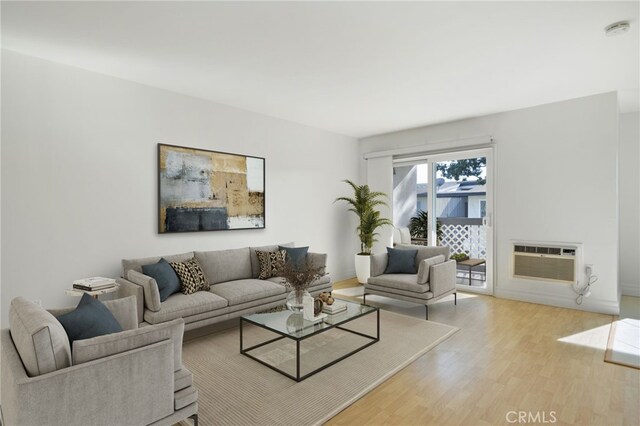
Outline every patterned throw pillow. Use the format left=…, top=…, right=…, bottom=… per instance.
left=171, top=259, right=210, bottom=295
left=256, top=250, right=286, bottom=280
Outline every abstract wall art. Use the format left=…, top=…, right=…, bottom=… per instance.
left=158, top=144, right=265, bottom=233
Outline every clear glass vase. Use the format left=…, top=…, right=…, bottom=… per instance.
left=286, top=289, right=311, bottom=311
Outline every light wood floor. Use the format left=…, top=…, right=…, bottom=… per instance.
left=327, top=279, right=640, bottom=426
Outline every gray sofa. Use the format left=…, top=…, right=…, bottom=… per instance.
left=118, top=244, right=332, bottom=330
left=1, top=296, right=198, bottom=426
left=364, top=245, right=457, bottom=319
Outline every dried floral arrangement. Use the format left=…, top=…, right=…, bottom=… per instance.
left=278, top=259, right=324, bottom=294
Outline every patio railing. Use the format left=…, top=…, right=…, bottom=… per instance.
left=438, top=218, right=487, bottom=259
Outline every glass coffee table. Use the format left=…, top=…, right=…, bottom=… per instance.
left=240, top=300, right=379, bottom=382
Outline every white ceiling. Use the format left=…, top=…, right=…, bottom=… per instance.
left=2, top=1, right=639, bottom=138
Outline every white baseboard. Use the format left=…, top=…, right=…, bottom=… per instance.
left=621, top=282, right=640, bottom=297
left=495, top=287, right=619, bottom=315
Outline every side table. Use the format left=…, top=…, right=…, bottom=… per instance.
left=65, top=283, right=120, bottom=299
left=456, top=259, right=486, bottom=286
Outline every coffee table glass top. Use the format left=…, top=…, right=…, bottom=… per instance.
left=242, top=300, right=376, bottom=339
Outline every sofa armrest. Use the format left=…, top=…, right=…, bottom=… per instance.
left=1, top=329, right=174, bottom=426
left=117, top=277, right=145, bottom=324
left=307, top=252, right=328, bottom=275
left=430, top=260, right=457, bottom=297
left=370, top=253, right=388, bottom=277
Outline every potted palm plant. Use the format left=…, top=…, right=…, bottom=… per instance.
left=335, top=180, right=393, bottom=283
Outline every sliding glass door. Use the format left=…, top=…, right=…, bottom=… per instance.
left=392, top=147, right=494, bottom=294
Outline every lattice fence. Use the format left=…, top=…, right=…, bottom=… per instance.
left=439, top=223, right=487, bottom=259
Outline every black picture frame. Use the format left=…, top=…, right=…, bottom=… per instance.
left=158, top=143, right=266, bottom=233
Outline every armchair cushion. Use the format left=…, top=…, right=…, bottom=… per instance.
left=367, top=274, right=431, bottom=294
left=47, top=296, right=138, bottom=332
left=101, top=296, right=139, bottom=331
left=395, top=244, right=450, bottom=270
left=417, top=255, right=446, bottom=284
left=142, top=258, right=181, bottom=302
left=57, top=293, right=123, bottom=346
left=9, top=297, right=71, bottom=377
left=72, top=318, right=185, bottom=371
left=384, top=247, right=417, bottom=274
left=370, top=253, right=388, bottom=277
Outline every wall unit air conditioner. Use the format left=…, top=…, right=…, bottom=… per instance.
left=512, top=242, right=580, bottom=284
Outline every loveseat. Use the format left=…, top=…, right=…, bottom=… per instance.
left=1, top=296, right=198, bottom=426
left=364, top=245, right=457, bottom=319
left=118, top=243, right=332, bottom=330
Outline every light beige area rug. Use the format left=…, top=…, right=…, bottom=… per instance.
left=180, top=309, right=457, bottom=426
left=605, top=318, right=640, bottom=369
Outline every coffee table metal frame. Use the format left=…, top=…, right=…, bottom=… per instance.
left=240, top=304, right=379, bottom=382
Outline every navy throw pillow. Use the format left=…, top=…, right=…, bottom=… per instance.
left=385, top=247, right=418, bottom=274
left=57, top=293, right=123, bottom=346
left=142, top=258, right=181, bottom=301
left=279, top=246, right=309, bottom=269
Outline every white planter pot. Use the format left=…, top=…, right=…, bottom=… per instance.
left=355, top=254, right=371, bottom=284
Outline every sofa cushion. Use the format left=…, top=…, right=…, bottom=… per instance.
left=57, top=293, right=123, bottom=346
left=279, top=246, right=309, bottom=269
left=72, top=318, right=184, bottom=372
left=9, top=297, right=72, bottom=377
left=144, top=291, right=228, bottom=324
left=195, top=247, right=252, bottom=284
left=256, top=250, right=286, bottom=279
left=367, top=274, right=430, bottom=294
left=417, top=255, right=446, bottom=284
left=127, top=270, right=162, bottom=312
left=142, top=258, right=181, bottom=301
left=171, top=259, right=210, bottom=295
left=307, top=252, right=328, bottom=276
left=385, top=247, right=418, bottom=274
left=209, top=279, right=287, bottom=306
left=122, top=251, right=194, bottom=276
left=249, top=242, right=294, bottom=278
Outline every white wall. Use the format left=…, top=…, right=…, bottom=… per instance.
left=0, top=50, right=360, bottom=325
left=619, top=112, right=640, bottom=296
left=360, top=93, right=620, bottom=314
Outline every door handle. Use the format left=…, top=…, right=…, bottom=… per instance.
left=483, top=213, right=492, bottom=227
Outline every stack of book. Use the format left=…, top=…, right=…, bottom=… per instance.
left=72, top=277, right=116, bottom=292
left=322, top=301, right=347, bottom=315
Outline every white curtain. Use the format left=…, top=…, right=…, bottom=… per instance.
left=366, top=156, right=394, bottom=254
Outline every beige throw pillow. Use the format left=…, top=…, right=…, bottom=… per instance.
left=256, top=250, right=286, bottom=279
left=417, top=255, right=446, bottom=284
left=171, top=259, right=210, bottom=295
